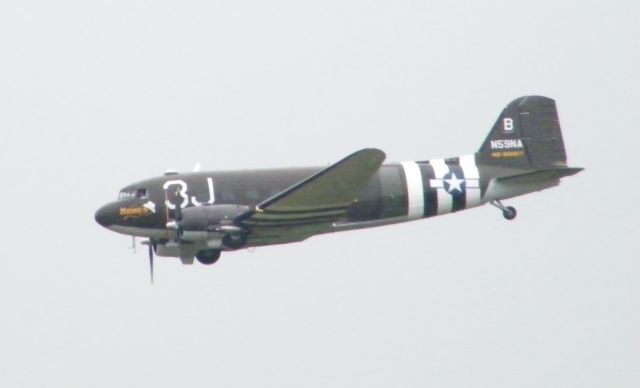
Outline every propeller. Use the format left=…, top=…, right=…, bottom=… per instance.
left=141, top=239, right=158, bottom=284
left=148, top=242, right=154, bottom=284
left=174, top=200, right=183, bottom=222
left=166, top=199, right=184, bottom=242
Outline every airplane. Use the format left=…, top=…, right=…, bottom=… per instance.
left=95, top=96, right=583, bottom=281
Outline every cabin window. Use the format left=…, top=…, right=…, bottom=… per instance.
left=135, top=188, right=147, bottom=198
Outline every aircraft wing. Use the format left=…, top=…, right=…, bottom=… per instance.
left=236, top=148, right=385, bottom=230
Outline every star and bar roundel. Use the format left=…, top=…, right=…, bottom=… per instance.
left=426, top=157, right=481, bottom=214
left=429, top=170, right=480, bottom=197
left=402, top=154, right=483, bottom=218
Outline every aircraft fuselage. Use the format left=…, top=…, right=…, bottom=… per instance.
left=95, top=153, right=534, bottom=247
left=95, top=96, right=583, bottom=270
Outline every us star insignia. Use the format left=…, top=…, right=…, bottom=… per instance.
left=430, top=172, right=479, bottom=196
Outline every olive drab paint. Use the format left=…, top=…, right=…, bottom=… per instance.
left=95, top=96, right=583, bottom=272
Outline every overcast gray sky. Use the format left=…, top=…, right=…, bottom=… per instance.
left=1, top=1, right=638, bottom=387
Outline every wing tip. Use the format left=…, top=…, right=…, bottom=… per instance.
left=356, top=148, right=386, bottom=163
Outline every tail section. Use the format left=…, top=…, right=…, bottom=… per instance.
left=478, top=96, right=568, bottom=169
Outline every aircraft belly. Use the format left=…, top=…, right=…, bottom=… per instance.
left=245, top=222, right=334, bottom=247
left=332, top=216, right=409, bottom=232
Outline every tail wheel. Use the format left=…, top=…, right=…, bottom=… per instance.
left=502, top=206, right=517, bottom=220
left=196, top=249, right=221, bottom=265
left=490, top=200, right=517, bottom=221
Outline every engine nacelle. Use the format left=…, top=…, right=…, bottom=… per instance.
left=174, top=204, right=250, bottom=244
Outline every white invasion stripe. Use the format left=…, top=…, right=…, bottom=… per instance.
left=465, top=180, right=480, bottom=188
left=459, top=154, right=479, bottom=178
left=430, top=159, right=451, bottom=215
left=401, top=161, right=424, bottom=220
left=460, top=154, right=481, bottom=207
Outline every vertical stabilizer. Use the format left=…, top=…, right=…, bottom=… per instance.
left=478, top=96, right=568, bottom=169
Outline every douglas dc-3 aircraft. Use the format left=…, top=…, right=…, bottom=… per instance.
left=95, top=96, right=582, bottom=281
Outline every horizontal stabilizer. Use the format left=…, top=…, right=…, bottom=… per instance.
left=484, top=166, right=583, bottom=203
left=496, top=167, right=584, bottom=185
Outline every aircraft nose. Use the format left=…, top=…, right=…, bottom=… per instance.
left=95, top=204, right=114, bottom=228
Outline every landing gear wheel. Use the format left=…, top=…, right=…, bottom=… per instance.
left=502, top=206, right=517, bottom=220
left=490, top=200, right=517, bottom=221
left=196, top=249, right=221, bottom=265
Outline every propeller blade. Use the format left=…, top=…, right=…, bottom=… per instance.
left=148, top=243, right=154, bottom=284
left=174, top=201, right=182, bottom=222
left=131, top=236, right=136, bottom=253
left=173, top=201, right=183, bottom=243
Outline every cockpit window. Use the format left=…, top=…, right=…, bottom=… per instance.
left=118, top=188, right=148, bottom=200
left=118, top=191, right=132, bottom=199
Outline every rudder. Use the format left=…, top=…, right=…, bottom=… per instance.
left=478, top=96, right=568, bottom=169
